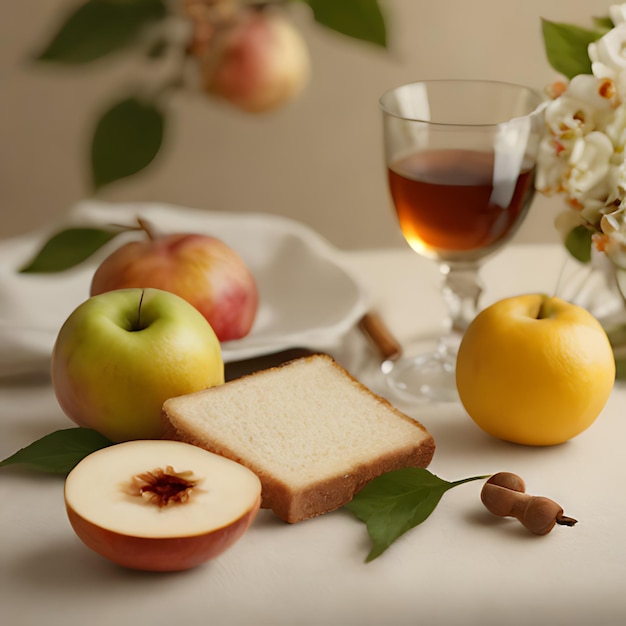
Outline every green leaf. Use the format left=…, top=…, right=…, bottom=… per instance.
left=35, top=0, right=167, bottom=64
left=344, top=468, right=487, bottom=562
left=91, top=96, right=165, bottom=190
left=0, top=428, right=113, bottom=474
left=19, top=227, right=122, bottom=273
left=593, top=16, right=614, bottom=32
left=541, top=19, right=601, bottom=79
left=304, top=0, right=387, bottom=47
left=564, top=225, right=593, bottom=264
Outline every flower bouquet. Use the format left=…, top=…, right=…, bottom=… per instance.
left=539, top=3, right=626, bottom=377
left=539, top=5, right=626, bottom=275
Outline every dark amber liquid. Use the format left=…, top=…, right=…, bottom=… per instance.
left=388, top=149, right=535, bottom=259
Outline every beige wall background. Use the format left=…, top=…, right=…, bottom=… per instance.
left=1, top=0, right=602, bottom=250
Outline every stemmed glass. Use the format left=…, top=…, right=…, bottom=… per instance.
left=380, top=79, right=545, bottom=402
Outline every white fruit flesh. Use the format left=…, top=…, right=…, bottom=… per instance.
left=64, top=440, right=261, bottom=570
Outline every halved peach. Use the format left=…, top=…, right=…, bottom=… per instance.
left=64, top=440, right=261, bottom=571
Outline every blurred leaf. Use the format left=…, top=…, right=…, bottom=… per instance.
left=304, top=0, right=387, bottom=47
left=564, top=225, right=593, bottom=263
left=35, top=0, right=167, bottom=64
left=606, top=322, right=626, bottom=347
left=19, top=227, right=122, bottom=273
left=593, top=16, right=614, bottom=31
left=91, top=96, right=165, bottom=190
left=541, top=19, right=600, bottom=79
left=0, top=428, right=113, bottom=474
left=609, top=331, right=626, bottom=380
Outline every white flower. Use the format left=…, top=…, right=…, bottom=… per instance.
left=588, top=21, right=626, bottom=66
left=564, top=131, right=614, bottom=201
left=581, top=197, right=615, bottom=226
left=616, top=156, right=626, bottom=195
left=540, top=4, right=626, bottom=275
left=600, top=206, right=626, bottom=267
left=567, top=75, right=617, bottom=114
left=543, top=75, right=614, bottom=139
left=536, top=136, right=569, bottom=194
left=604, top=104, right=626, bottom=149
left=554, top=209, right=587, bottom=240
left=610, top=3, right=626, bottom=24
left=568, top=131, right=613, bottom=188
left=589, top=22, right=626, bottom=79
left=544, top=95, right=593, bottom=137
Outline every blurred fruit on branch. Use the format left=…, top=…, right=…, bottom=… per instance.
left=33, top=0, right=389, bottom=191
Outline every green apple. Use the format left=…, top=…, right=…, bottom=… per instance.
left=51, top=288, right=224, bottom=442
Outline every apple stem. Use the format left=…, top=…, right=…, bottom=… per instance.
left=537, top=296, right=554, bottom=320
left=134, top=289, right=146, bottom=332
left=136, top=217, right=161, bottom=241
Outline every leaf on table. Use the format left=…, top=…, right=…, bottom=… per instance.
left=19, top=227, right=122, bottom=273
left=540, top=19, right=601, bottom=79
left=344, top=468, right=487, bottom=562
left=91, top=95, right=165, bottom=191
left=34, top=0, right=168, bottom=64
left=304, top=0, right=387, bottom=48
left=0, top=428, right=113, bottom=474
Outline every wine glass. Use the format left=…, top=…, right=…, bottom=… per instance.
left=379, top=79, right=545, bottom=402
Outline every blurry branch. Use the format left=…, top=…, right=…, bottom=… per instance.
left=32, top=0, right=389, bottom=191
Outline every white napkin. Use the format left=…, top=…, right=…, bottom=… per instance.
left=0, top=201, right=369, bottom=378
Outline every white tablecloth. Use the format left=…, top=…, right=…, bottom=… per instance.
left=2, top=244, right=625, bottom=626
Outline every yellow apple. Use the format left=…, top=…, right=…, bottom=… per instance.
left=51, top=288, right=224, bottom=442
left=64, top=440, right=261, bottom=571
left=456, top=294, right=615, bottom=446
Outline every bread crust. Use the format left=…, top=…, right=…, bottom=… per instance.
left=162, top=354, right=435, bottom=523
left=163, top=423, right=435, bottom=523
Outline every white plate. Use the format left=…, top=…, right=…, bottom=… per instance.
left=0, top=201, right=369, bottom=376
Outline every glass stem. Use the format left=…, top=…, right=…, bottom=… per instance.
left=437, top=261, right=483, bottom=359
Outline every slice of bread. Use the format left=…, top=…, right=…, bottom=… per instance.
left=162, top=354, right=435, bottom=523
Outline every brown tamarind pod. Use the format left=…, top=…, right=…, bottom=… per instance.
left=519, top=496, right=577, bottom=535
left=481, top=473, right=577, bottom=535
left=481, top=483, right=524, bottom=517
left=484, top=472, right=526, bottom=493
left=480, top=472, right=526, bottom=517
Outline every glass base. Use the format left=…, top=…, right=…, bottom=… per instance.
left=383, top=347, right=459, bottom=404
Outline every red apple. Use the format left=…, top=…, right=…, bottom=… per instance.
left=197, top=7, right=310, bottom=113
left=64, top=440, right=262, bottom=571
left=90, top=219, right=259, bottom=342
